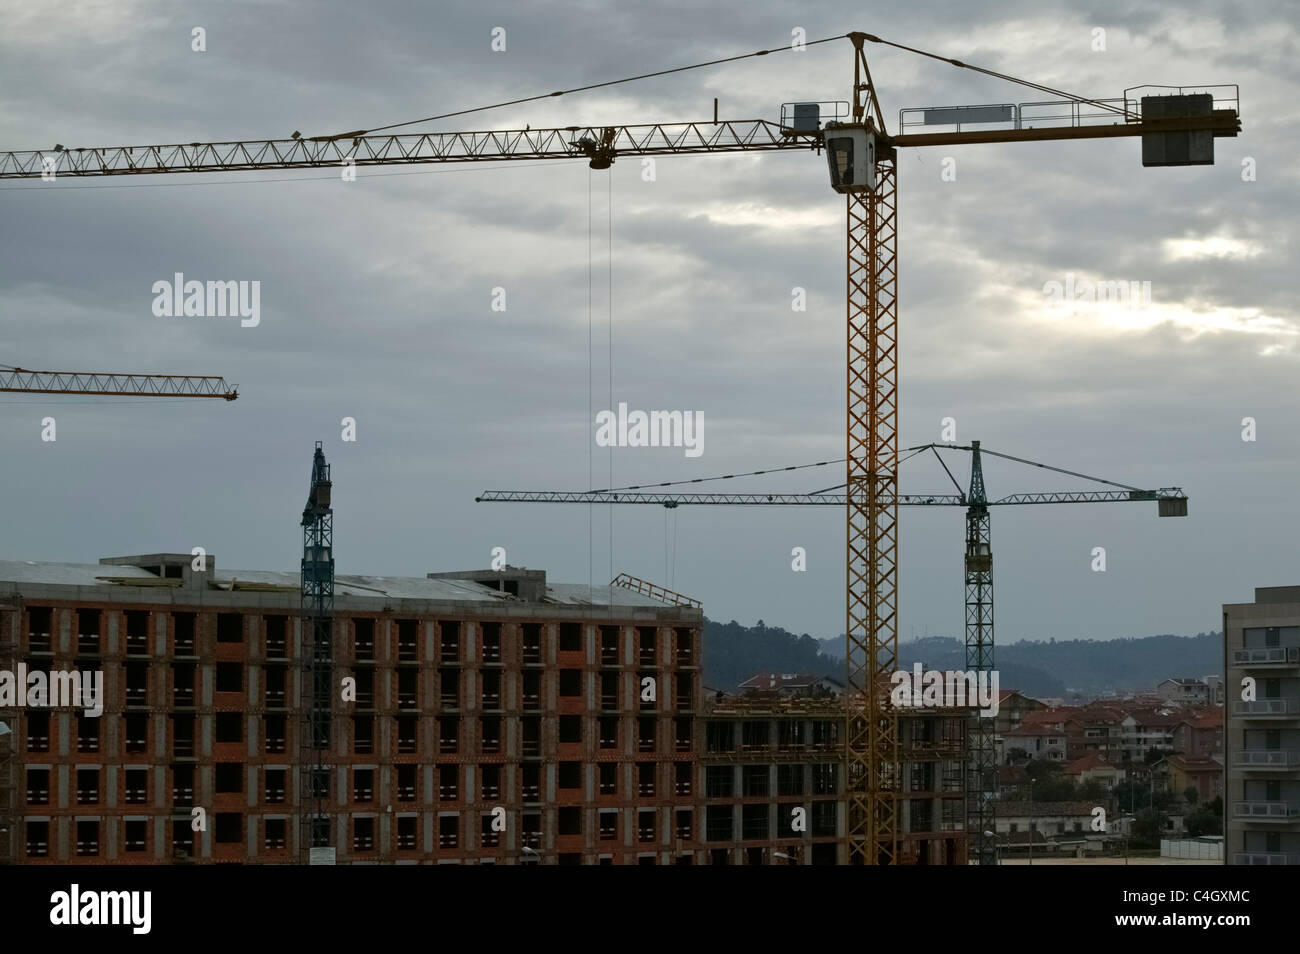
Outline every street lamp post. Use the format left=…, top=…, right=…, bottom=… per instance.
left=1028, top=777, right=1034, bottom=866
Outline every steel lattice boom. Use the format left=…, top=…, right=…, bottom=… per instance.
left=0, top=121, right=811, bottom=178
left=475, top=488, right=1185, bottom=507
left=0, top=367, right=237, bottom=399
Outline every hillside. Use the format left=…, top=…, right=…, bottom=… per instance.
left=705, top=620, right=1221, bottom=697
left=703, top=618, right=838, bottom=692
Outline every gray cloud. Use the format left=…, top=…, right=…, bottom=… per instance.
left=1, top=0, right=1295, bottom=648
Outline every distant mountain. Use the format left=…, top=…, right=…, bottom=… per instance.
left=818, top=631, right=1223, bottom=698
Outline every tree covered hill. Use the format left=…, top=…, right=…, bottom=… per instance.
left=703, top=618, right=1222, bottom=697
left=703, top=618, right=837, bottom=692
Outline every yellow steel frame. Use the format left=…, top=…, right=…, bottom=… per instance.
left=845, top=35, right=900, bottom=865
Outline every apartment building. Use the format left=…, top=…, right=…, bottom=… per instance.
left=0, top=553, right=974, bottom=865
left=0, top=555, right=704, bottom=865
left=1224, top=585, right=1300, bottom=865
left=1157, top=677, right=1214, bottom=706
left=1173, top=707, right=1224, bottom=757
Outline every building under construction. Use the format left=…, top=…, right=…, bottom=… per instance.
left=0, top=556, right=966, bottom=864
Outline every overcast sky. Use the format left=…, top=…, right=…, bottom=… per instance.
left=1, top=0, right=1295, bottom=646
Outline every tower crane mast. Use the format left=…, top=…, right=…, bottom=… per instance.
left=300, top=442, right=334, bottom=863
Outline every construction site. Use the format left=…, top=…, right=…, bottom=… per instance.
left=0, top=20, right=1246, bottom=870
left=0, top=544, right=964, bottom=865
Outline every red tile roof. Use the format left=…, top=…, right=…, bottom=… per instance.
left=1179, top=708, right=1224, bottom=729
left=1065, top=752, right=1117, bottom=775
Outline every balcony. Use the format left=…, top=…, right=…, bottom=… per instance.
left=1235, top=852, right=1300, bottom=865
left=1234, top=801, right=1300, bottom=822
left=1233, top=700, right=1300, bottom=718
left=1235, top=750, right=1300, bottom=769
left=1233, top=647, right=1300, bottom=667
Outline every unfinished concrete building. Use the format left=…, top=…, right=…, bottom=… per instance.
left=698, top=694, right=967, bottom=865
left=0, top=554, right=968, bottom=864
left=699, top=695, right=845, bottom=864
left=1, top=557, right=704, bottom=864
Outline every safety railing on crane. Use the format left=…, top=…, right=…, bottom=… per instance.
left=899, top=85, right=1240, bottom=135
